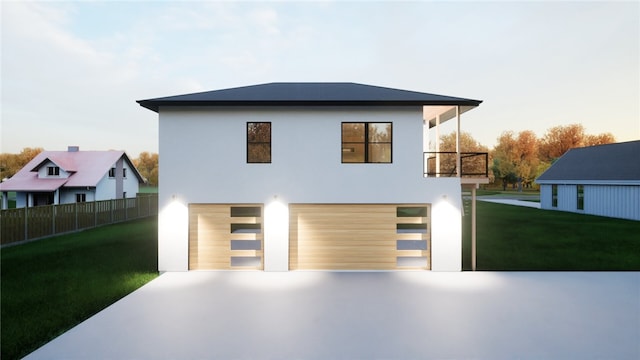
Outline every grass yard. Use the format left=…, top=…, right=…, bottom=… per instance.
left=1, top=217, right=158, bottom=360
left=463, top=201, right=640, bottom=270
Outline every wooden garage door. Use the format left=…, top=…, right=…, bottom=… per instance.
left=189, top=204, right=263, bottom=270
left=289, top=204, right=430, bottom=270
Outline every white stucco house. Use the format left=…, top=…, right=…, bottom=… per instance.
left=536, top=140, right=640, bottom=221
left=138, top=82, right=487, bottom=272
left=0, top=147, right=144, bottom=209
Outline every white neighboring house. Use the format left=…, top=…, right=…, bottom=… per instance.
left=0, top=147, right=145, bottom=209
left=137, top=82, right=487, bottom=272
left=536, top=140, right=640, bottom=221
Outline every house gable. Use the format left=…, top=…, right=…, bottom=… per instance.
left=32, top=159, right=73, bottom=180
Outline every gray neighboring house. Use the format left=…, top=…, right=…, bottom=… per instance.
left=536, top=140, right=640, bottom=221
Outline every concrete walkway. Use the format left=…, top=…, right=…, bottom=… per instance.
left=26, top=271, right=639, bottom=360
left=478, top=198, right=541, bottom=208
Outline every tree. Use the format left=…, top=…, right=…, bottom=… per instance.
left=437, top=132, right=489, bottom=177
left=584, top=132, right=616, bottom=146
left=491, top=131, right=519, bottom=190
left=538, top=124, right=615, bottom=163
left=0, top=147, right=44, bottom=180
left=538, top=124, right=585, bottom=162
left=513, top=130, right=539, bottom=188
left=133, top=152, right=159, bottom=186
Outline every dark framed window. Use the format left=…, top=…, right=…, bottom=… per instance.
left=123, top=168, right=127, bottom=178
left=247, top=122, right=271, bottom=163
left=47, top=166, right=60, bottom=176
left=109, top=168, right=116, bottom=177
left=577, top=185, right=584, bottom=210
left=341, top=122, right=392, bottom=163
left=76, top=193, right=86, bottom=203
left=551, top=185, right=558, bottom=208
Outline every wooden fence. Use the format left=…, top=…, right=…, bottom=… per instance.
left=0, top=194, right=158, bottom=246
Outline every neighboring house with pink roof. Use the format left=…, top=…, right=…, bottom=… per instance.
left=0, top=146, right=144, bottom=209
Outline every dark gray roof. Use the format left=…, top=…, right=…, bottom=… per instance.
left=536, top=140, right=640, bottom=182
left=137, top=82, right=482, bottom=112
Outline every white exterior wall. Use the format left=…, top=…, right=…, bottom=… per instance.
left=540, top=183, right=640, bottom=221
left=158, top=106, right=463, bottom=272
left=122, top=161, right=141, bottom=197
left=584, top=185, right=640, bottom=221
left=540, top=185, right=552, bottom=209
left=95, top=159, right=139, bottom=201
left=558, top=184, right=577, bottom=211
left=59, top=189, right=96, bottom=204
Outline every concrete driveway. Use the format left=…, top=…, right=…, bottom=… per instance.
left=26, top=271, right=639, bottom=360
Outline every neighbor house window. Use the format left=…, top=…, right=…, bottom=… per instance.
left=76, top=194, right=86, bottom=203
left=247, top=122, right=271, bottom=163
left=341, top=122, right=392, bottom=163
left=123, top=168, right=127, bottom=178
left=577, top=185, right=584, bottom=210
left=47, top=166, right=60, bottom=176
left=109, top=168, right=116, bottom=177
left=551, top=185, right=558, bottom=208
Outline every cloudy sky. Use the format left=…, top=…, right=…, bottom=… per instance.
left=2, top=1, right=638, bottom=156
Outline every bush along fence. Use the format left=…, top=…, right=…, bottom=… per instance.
left=0, top=194, right=158, bottom=246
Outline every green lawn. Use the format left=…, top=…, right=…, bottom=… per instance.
left=1, top=217, right=158, bottom=360
left=138, top=185, right=158, bottom=194
left=463, top=201, right=640, bottom=270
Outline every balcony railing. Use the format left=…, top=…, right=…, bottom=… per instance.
left=424, top=152, right=488, bottom=178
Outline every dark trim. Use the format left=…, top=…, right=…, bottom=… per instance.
left=138, top=99, right=482, bottom=112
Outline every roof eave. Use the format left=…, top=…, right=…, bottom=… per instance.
left=137, top=99, right=482, bottom=113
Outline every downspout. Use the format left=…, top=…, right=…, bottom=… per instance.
left=456, top=106, right=461, bottom=177
left=1, top=191, right=8, bottom=209
left=472, top=186, right=477, bottom=271
left=435, top=114, right=440, bottom=177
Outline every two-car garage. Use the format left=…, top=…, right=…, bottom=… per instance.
left=189, top=203, right=431, bottom=271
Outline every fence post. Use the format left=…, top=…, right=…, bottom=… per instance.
left=52, top=205, right=56, bottom=236
left=110, top=199, right=113, bottom=224
left=75, top=202, right=78, bottom=231
left=24, top=206, right=28, bottom=241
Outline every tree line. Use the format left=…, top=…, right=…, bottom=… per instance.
left=439, top=123, right=615, bottom=190
left=0, top=149, right=159, bottom=186
left=0, top=123, right=615, bottom=190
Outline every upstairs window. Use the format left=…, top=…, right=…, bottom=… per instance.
left=342, top=122, right=392, bottom=163
left=247, top=122, right=271, bottom=163
left=109, top=168, right=116, bottom=178
left=47, top=166, right=60, bottom=176
left=123, top=168, right=127, bottom=178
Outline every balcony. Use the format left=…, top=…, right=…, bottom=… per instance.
left=424, top=152, right=489, bottom=184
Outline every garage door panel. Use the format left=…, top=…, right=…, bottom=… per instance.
left=189, top=204, right=263, bottom=270
left=290, top=204, right=431, bottom=270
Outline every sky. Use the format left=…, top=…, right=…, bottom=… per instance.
left=1, top=1, right=639, bottom=156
